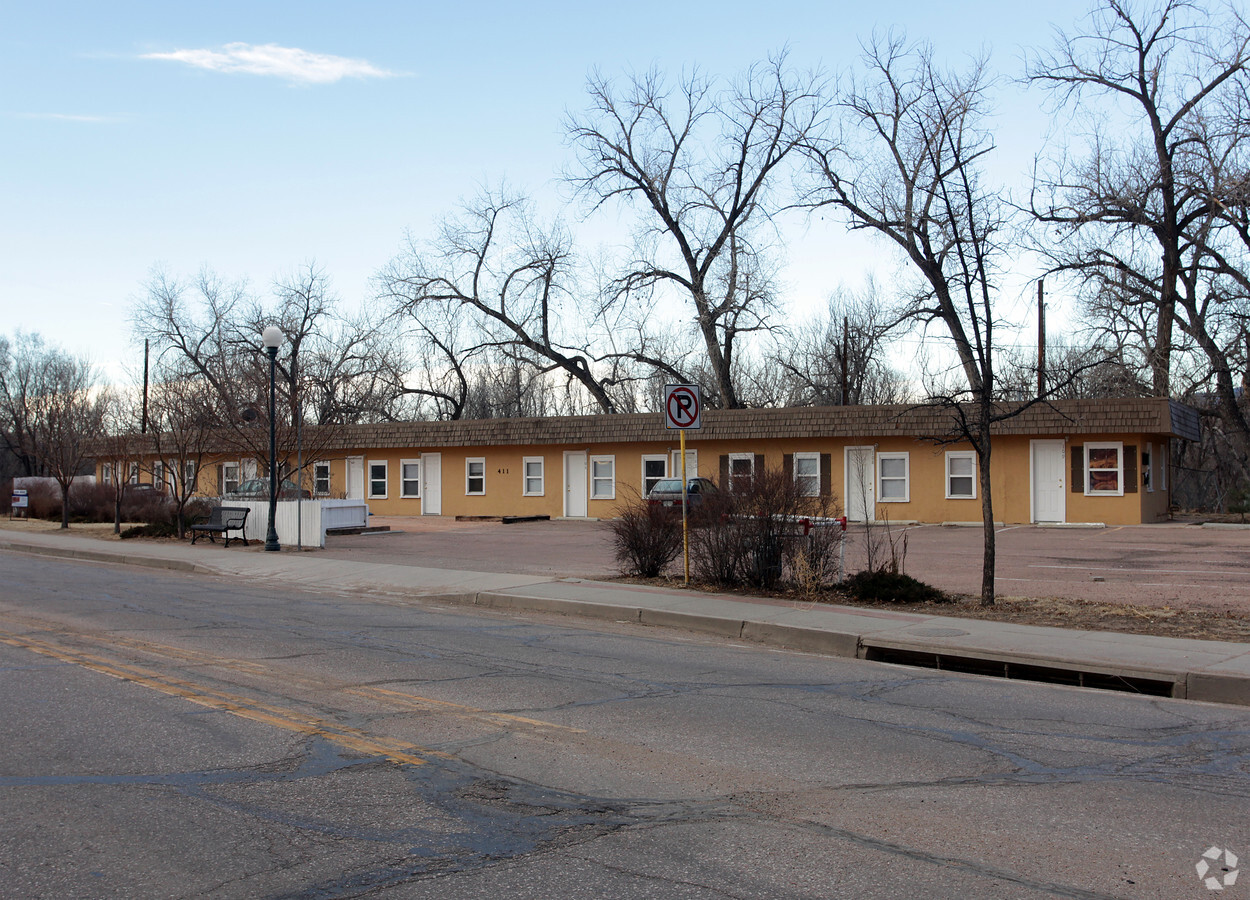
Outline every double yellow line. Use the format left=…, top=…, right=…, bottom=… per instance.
left=0, top=629, right=441, bottom=767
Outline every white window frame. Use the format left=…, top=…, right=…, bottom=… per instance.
left=877, top=452, right=910, bottom=503
left=1084, top=442, right=1124, bottom=497
left=590, top=455, right=616, bottom=500
left=642, top=454, right=668, bottom=497
left=184, top=459, right=196, bottom=493
left=313, top=461, right=331, bottom=496
left=128, top=463, right=139, bottom=484
left=400, top=459, right=421, bottom=498
left=945, top=450, right=977, bottom=500
left=102, top=464, right=113, bottom=484
left=152, top=460, right=164, bottom=490
left=728, top=452, right=755, bottom=491
left=222, top=461, right=240, bottom=495
left=523, top=457, right=544, bottom=496
left=793, top=452, right=821, bottom=497
left=368, top=460, right=389, bottom=499
left=466, top=458, right=486, bottom=495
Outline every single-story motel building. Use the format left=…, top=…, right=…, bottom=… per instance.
left=100, top=398, right=1201, bottom=527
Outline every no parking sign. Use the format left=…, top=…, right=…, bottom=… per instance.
left=664, top=384, right=701, bottom=430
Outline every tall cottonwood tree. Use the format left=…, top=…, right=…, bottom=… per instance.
left=566, top=55, right=827, bottom=409
left=1029, top=0, right=1250, bottom=465
left=803, top=36, right=1009, bottom=605
left=377, top=189, right=619, bottom=415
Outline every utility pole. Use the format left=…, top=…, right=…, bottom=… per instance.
left=1037, top=279, right=1046, bottom=398
left=141, top=339, right=150, bottom=433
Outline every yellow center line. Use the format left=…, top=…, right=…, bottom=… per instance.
left=348, top=686, right=585, bottom=734
left=0, top=630, right=442, bottom=767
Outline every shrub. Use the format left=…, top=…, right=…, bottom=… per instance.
left=609, top=492, right=683, bottom=577
left=120, top=521, right=179, bottom=539
left=691, top=468, right=844, bottom=590
left=841, top=569, right=951, bottom=604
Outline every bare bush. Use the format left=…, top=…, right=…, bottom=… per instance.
left=608, top=491, right=684, bottom=577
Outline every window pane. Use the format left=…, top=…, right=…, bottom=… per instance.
left=950, top=457, right=972, bottom=476
left=950, top=476, right=973, bottom=496
left=881, top=458, right=906, bottom=478
left=796, top=457, right=818, bottom=476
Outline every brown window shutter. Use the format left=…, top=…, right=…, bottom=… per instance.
left=782, top=454, right=793, bottom=482
left=719, top=454, right=729, bottom=488
left=820, top=453, right=832, bottom=497
left=1071, top=444, right=1083, bottom=493
left=1124, top=445, right=1137, bottom=493
left=755, top=454, right=765, bottom=478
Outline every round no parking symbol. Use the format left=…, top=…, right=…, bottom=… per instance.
left=664, top=384, right=701, bottom=430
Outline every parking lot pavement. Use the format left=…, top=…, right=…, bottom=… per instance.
left=328, top=517, right=1250, bottom=613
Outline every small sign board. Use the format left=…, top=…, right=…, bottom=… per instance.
left=11, top=489, right=28, bottom=509
left=664, top=384, right=701, bottom=430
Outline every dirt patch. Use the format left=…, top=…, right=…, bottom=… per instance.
left=619, top=576, right=1250, bottom=644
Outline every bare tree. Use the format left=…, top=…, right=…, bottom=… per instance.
left=377, top=188, right=618, bottom=415
left=145, top=370, right=218, bottom=537
left=24, top=347, right=109, bottom=528
left=803, top=36, right=1011, bottom=605
left=769, top=282, right=909, bottom=406
left=566, top=55, right=828, bottom=409
left=0, top=332, right=53, bottom=478
left=134, top=262, right=409, bottom=480
left=1029, top=0, right=1250, bottom=464
left=96, top=394, right=145, bottom=533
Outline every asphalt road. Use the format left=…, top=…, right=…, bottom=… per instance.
left=2, top=551, right=1248, bottom=899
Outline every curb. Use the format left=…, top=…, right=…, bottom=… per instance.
left=4, top=537, right=1249, bottom=708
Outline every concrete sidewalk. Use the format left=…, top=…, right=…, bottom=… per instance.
left=3, top=529, right=1249, bottom=707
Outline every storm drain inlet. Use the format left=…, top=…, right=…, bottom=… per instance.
left=861, top=645, right=1177, bottom=697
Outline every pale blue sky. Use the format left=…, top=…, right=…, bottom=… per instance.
left=2, top=1, right=1098, bottom=384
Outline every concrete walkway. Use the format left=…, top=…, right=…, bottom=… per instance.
left=3, top=528, right=1248, bottom=708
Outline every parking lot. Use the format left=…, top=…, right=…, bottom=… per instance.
left=323, top=517, right=1250, bottom=613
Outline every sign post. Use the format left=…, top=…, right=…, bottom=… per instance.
left=664, top=385, right=702, bottom=584
left=10, top=488, right=28, bottom=520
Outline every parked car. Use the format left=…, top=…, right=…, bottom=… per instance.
left=646, top=477, right=720, bottom=511
left=225, top=478, right=311, bottom=501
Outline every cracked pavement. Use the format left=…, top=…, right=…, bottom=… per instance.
left=1, top=551, right=1247, bottom=899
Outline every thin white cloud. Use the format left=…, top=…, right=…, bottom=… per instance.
left=18, top=112, right=123, bottom=123
left=141, top=42, right=398, bottom=85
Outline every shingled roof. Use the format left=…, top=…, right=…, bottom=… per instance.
left=308, top=397, right=1198, bottom=451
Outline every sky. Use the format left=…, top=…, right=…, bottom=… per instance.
left=2, top=0, right=1101, bottom=387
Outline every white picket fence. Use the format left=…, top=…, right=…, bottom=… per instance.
left=228, top=499, right=369, bottom=549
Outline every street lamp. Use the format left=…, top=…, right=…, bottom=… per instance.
left=262, top=325, right=283, bottom=552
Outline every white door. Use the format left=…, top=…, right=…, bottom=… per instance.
left=242, top=459, right=258, bottom=481
left=564, top=451, right=588, bottom=517
left=422, top=453, right=442, bottom=515
left=845, top=446, right=875, bottom=522
left=1031, top=440, right=1066, bottom=523
left=346, top=456, right=365, bottom=501
left=670, top=449, right=697, bottom=480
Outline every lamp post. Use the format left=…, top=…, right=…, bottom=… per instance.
left=262, top=325, right=283, bottom=552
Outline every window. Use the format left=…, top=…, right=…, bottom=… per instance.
left=466, top=458, right=485, bottom=495
left=1085, top=442, right=1123, bottom=496
left=642, top=455, right=668, bottom=497
left=590, top=455, right=615, bottom=499
left=523, top=457, right=544, bottom=496
left=401, top=459, right=421, bottom=498
left=222, top=462, right=240, bottom=495
left=369, top=460, right=388, bottom=499
left=945, top=451, right=976, bottom=500
left=877, top=452, right=910, bottom=502
left=101, top=464, right=113, bottom=484
left=793, top=452, right=820, bottom=497
left=152, top=460, right=164, bottom=490
left=1142, top=444, right=1153, bottom=492
left=314, top=462, right=331, bottom=496
left=1160, top=443, right=1168, bottom=490
left=184, top=460, right=196, bottom=492
left=128, top=463, right=139, bottom=484
left=728, top=453, right=755, bottom=491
